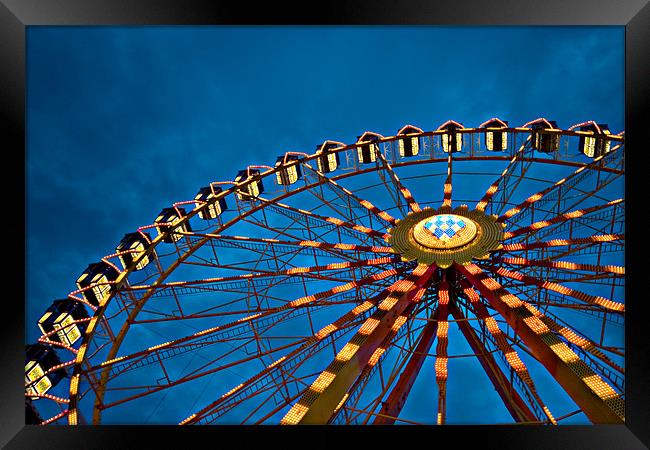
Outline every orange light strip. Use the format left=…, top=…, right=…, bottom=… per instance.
left=368, top=286, right=428, bottom=368
left=495, top=256, right=624, bottom=275
left=503, top=199, right=623, bottom=239
left=442, top=152, right=453, bottom=207
left=460, top=282, right=556, bottom=424
left=489, top=266, right=624, bottom=312
left=303, top=162, right=398, bottom=225
left=376, top=150, right=422, bottom=213
left=502, top=234, right=623, bottom=252
left=435, top=282, right=450, bottom=425
left=37, top=336, right=78, bottom=354
left=26, top=392, right=71, bottom=404
left=259, top=197, right=390, bottom=240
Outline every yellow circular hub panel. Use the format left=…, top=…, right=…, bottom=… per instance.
left=412, top=214, right=478, bottom=249
left=387, top=205, right=505, bottom=268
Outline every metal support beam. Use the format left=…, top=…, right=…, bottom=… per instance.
left=281, top=264, right=436, bottom=424
left=372, top=308, right=441, bottom=424
left=448, top=300, right=538, bottom=423
left=456, top=263, right=624, bottom=424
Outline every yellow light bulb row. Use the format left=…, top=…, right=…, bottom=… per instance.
left=498, top=257, right=624, bottom=275
left=504, top=198, right=623, bottom=239
left=399, top=187, right=422, bottom=212
left=493, top=267, right=624, bottom=312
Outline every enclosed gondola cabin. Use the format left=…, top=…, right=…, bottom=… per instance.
left=275, top=154, right=303, bottom=185
left=480, top=118, right=509, bottom=151
left=315, top=141, right=342, bottom=173
left=76, top=261, right=120, bottom=307
left=437, top=121, right=464, bottom=153
left=528, top=119, right=559, bottom=153
left=397, top=125, right=423, bottom=157
left=194, top=186, right=227, bottom=220
left=356, top=132, right=382, bottom=164
left=234, top=169, right=264, bottom=200
left=116, top=232, right=154, bottom=270
left=578, top=123, right=612, bottom=158
left=25, top=344, right=67, bottom=399
left=38, top=299, right=89, bottom=346
left=154, top=207, right=192, bottom=243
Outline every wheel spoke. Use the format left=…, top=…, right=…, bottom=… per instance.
left=372, top=301, right=440, bottom=424
left=483, top=264, right=624, bottom=312
left=503, top=199, right=624, bottom=240
left=434, top=280, right=450, bottom=424
left=442, top=152, right=453, bottom=207
left=456, top=281, right=555, bottom=423
left=498, top=145, right=623, bottom=223
left=280, top=263, right=436, bottom=424
left=90, top=267, right=404, bottom=378
left=457, top=262, right=624, bottom=423
left=476, top=135, right=532, bottom=212
left=255, top=196, right=389, bottom=242
left=501, top=234, right=623, bottom=252
left=376, top=150, right=423, bottom=213
left=493, top=256, right=624, bottom=276
left=180, top=274, right=411, bottom=424
left=302, top=162, right=398, bottom=225
left=178, top=231, right=394, bottom=255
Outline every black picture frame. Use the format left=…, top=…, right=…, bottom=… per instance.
left=3, top=1, right=649, bottom=448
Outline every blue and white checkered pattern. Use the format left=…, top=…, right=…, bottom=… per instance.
left=423, top=215, right=466, bottom=241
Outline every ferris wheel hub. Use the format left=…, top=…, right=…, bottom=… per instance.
left=387, top=206, right=504, bottom=268
left=413, top=214, right=478, bottom=249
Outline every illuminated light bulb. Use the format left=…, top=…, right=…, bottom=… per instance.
left=359, top=318, right=381, bottom=335
left=222, top=383, right=244, bottom=398
left=311, top=371, right=337, bottom=393
left=550, top=343, right=580, bottom=363
left=334, top=394, right=349, bottom=412
left=327, top=217, right=344, bottom=225
left=290, top=295, right=316, bottom=308
left=238, top=313, right=262, bottom=322
left=368, top=347, right=386, bottom=366
left=351, top=301, right=374, bottom=315
left=378, top=296, right=399, bottom=311
left=484, top=317, right=500, bottom=334
left=281, top=403, right=310, bottom=425
left=268, top=356, right=287, bottom=369
left=391, top=315, right=408, bottom=332
left=504, top=351, right=525, bottom=370
left=336, top=343, right=360, bottom=362
left=316, top=325, right=338, bottom=340
left=582, top=375, right=619, bottom=399
left=523, top=316, right=549, bottom=334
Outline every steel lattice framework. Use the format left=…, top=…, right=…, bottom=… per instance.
left=26, top=118, right=625, bottom=426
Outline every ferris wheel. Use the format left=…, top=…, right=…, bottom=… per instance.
left=25, top=117, right=625, bottom=425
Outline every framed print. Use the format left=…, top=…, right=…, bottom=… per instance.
left=3, top=0, right=649, bottom=448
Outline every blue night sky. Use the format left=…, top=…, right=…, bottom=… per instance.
left=26, top=26, right=624, bottom=424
